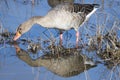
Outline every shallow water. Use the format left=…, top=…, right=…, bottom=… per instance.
left=0, top=0, right=120, bottom=80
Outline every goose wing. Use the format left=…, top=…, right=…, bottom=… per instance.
left=53, top=3, right=99, bottom=15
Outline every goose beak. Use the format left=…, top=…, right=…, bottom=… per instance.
left=13, top=32, right=21, bottom=41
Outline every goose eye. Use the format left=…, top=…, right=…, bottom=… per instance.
left=19, top=28, right=22, bottom=31
left=17, top=27, right=22, bottom=34
left=17, top=24, right=22, bottom=31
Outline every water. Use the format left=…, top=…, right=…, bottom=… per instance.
left=0, top=0, right=120, bottom=80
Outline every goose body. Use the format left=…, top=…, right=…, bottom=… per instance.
left=36, top=3, right=99, bottom=31
left=13, top=3, right=99, bottom=47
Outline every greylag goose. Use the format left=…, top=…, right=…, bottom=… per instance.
left=13, top=3, right=100, bottom=47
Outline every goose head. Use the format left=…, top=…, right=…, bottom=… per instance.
left=13, top=22, right=32, bottom=41
left=13, top=16, right=48, bottom=41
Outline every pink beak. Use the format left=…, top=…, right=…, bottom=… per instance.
left=13, top=32, right=21, bottom=41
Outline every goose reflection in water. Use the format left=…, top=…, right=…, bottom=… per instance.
left=14, top=44, right=96, bottom=77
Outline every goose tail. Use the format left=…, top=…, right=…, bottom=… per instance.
left=93, top=4, right=100, bottom=8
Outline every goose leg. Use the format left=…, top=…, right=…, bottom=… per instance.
left=59, top=30, right=63, bottom=46
left=76, top=31, right=79, bottom=48
left=60, top=33, right=63, bottom=46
